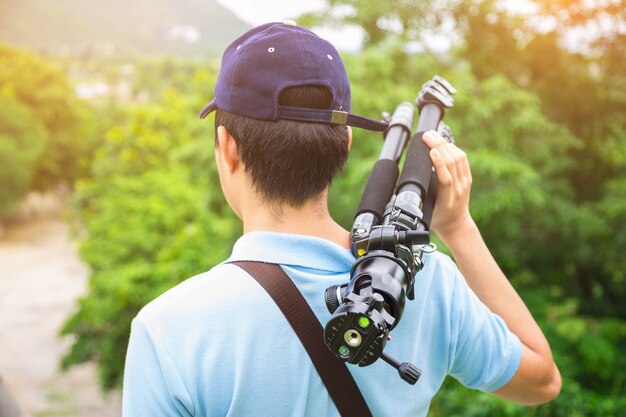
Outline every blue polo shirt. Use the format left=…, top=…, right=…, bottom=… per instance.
left=122, top=231, right=521, bottom=417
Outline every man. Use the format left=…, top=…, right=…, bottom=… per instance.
left=122, top=21, right=561, bottom=416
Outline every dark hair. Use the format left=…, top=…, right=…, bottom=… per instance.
left=215, top=86, right=349, bottom=208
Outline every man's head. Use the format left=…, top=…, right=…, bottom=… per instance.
left=215, top=86, right=351, bottom=209
left=200, top=21, right=387, bottom=211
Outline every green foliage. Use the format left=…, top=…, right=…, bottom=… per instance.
left=299, top=0, right=450, bottom=47
left=0, top=45, right=94, bottom=202
left=62, top=87, right=239, bottom=388
left=63, top=166, right=237, bottom=387
left=452, top=0, right=626, bottom=319
left=60, top=1, right=626, bottom=412
left=445, top=74, right=581, bottom=272
left=0, top=96, right=47, bottom=216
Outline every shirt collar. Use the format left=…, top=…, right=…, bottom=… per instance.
left=224, top=231, right=355, bottom=273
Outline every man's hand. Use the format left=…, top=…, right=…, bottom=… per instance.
left=421, top=130, right=474, bottom=243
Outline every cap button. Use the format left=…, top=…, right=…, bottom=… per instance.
left=283, top=19, right=297, bottom=26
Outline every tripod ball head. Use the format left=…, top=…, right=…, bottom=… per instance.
left=324, top=292, right=390, bottom=366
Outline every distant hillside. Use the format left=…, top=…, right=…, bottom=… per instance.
left=0, top=0, right=250, bottom=57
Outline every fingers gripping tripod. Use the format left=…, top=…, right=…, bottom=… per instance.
left=323, top=76, right=457, bottom=384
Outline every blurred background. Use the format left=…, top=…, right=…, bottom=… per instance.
left=0, top=0, right=624, bottom=416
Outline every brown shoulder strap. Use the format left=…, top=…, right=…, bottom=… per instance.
left=232, top=261, right=373, bottom=417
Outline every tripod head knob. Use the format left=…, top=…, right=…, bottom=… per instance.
left=381, top=351, right=422, bottom=385
left=438, top=122, right=455, bottom=144
left=324, top=285, right=342, bottom=314
left=398, top=362, right=422, bottom=385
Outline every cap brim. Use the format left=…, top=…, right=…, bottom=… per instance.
left=198, top=99, right=218, bottom=119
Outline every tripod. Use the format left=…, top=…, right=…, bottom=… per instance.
left=323, top=76, right=457, bottom=384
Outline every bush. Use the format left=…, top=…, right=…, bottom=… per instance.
left=62, top=88, right=239, bottom=388
left=0, top=44, right=94, bottom=218
left=0, top=96, right=47, bottom=216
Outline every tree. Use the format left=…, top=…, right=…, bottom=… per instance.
left=0, top=44, right=93, bottom=197
left=454, top=0, right=626, bottom=318
left=62, top=87, right=239, bottom=388
left=299, top=0, right=453, bottom=48
left=0, top=96, right=47, bottom=216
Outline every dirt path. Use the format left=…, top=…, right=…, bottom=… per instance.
left=0, top=193, right=121, bottom=417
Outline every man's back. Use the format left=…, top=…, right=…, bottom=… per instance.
left=123, top=232, right=521, bottom=416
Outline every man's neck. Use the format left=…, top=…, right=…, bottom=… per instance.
left=240, top=196, right=351, bottom=249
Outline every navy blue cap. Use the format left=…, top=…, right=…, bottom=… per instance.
left=199, top=21, right=388, bottom=132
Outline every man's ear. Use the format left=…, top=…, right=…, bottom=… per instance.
left=347, top=126, right=353, bottom=151
left=216, top=125, right=240, bottom=174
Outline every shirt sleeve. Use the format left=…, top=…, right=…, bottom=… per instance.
left=447, top=267, right=523, bottom=392
left=122, top=316, right=194, bottom=417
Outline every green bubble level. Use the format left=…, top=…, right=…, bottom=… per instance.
left=358, top=316, right=370, bottom=328
left=339, top=345, right=350, bottom=356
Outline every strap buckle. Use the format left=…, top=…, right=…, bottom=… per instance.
left=331, top=110, right=348, bottom=125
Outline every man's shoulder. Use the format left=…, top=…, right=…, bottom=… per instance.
left=409, top=250, right=465, bottom=320
left=418, top=250, right=461, bottom=287
left=135, top=262, right=252, bottom=325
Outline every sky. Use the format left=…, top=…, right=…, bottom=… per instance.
left=213, top=0, right=542, bottom=54
left=213, top=0, right=457, bottom=53
left=214, top=0, right=365, bottom=51
left=215, top=0, right=324, bottom=25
